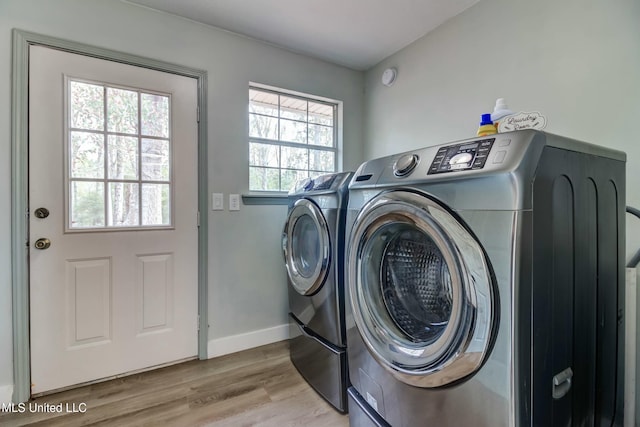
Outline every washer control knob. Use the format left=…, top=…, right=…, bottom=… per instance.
left=393, top=154, right=419, bottom=177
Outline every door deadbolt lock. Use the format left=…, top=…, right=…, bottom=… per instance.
left=34, top=238, right=51, bottom=250
left=34, top=207, right=50, bottom=219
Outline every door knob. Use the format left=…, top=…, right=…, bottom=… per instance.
left=34, top=238, right=51, bottom=250
left=34, top=207, right=50, bottom=219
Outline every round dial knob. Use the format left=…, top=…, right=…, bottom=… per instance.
left=393, top=154, right=419, bottom=177
left=449, top=152, right=473, bottom=165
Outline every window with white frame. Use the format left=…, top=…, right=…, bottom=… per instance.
left=66, top=79, right=172, bottom=230
left=248, top=85, right=339, bottom=192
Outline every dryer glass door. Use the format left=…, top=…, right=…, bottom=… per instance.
left=283, top=198, right=331, bottom=295
left=348, top=189, right=496, bottom=388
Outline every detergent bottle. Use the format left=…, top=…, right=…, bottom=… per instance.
left=491, top=98, right=514, bottom=132
left=476, top=113, right=497, bottom=137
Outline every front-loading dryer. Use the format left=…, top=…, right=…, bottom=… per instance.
left=283, top=171, right=353, bottom=413
left=345, top=130, right=625, bottom=426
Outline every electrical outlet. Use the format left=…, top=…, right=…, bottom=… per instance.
left=229, top=194, right=240, bottom=211
left=212, top=193, right=224, bottom=210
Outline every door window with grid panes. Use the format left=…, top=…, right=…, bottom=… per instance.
left=249, top=86, right=339, bottom=192
left=66, top=79, right=172, bottom=230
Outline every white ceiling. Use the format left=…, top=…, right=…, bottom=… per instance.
left=125, top=0, right=479, bottom=71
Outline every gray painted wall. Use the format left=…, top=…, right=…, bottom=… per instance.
left=0, top=0, right=364, bottom=392
left=363, top=0, right=639, bottom=423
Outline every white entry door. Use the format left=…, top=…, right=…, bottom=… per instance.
left=29, top=46, right=199, bottom=394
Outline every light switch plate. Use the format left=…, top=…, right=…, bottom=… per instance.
left=229, top=194, right=240, bottom=211
left=212, top=193, right=224, bottom=210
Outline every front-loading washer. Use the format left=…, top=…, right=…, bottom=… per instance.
left=345, top=130, right=625, bottom=426
left=283, top=171, right=353, bottom=413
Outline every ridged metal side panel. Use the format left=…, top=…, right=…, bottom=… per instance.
left=522, top=146, right=625, bottom=426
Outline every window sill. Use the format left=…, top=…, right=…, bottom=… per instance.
left=242, top=193, right=289, bottom=206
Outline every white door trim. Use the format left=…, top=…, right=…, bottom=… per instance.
left=10, top=29, right=209, bottom=403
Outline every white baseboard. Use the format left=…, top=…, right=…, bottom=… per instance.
left=0, top=384, right=13, bottom=404
left=207, top=324, right=289, bottom=359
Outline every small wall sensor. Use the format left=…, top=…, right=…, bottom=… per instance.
left=381, top=67, right=397, bottom=87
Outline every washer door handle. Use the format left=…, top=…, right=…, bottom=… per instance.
left=552, top=367, right=573, bottom=399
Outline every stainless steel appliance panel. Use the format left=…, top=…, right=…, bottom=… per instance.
left=284, top=171, right=353, bottom=414
left=288, top=207, right=343, bottom=345
left=346, top=209, right=515, bottom=426
left=347, top=387, right=391, bottom=427
left=289, top=314, right=347, bottom=412
left=345, top=131, right=625, bottom=426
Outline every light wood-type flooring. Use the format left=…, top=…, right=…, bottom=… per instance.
left=0, top=341, right=349, bottom=426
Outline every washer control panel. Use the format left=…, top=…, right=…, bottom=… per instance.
left=312, top=174, right=337, bottom=190
left=428, top=138, right=495, bottom=174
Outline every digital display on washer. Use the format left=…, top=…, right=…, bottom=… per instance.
left=427, top=138, right=495, bottom=174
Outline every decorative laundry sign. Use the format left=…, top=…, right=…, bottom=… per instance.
left=498, top=111, right=547, bottom=132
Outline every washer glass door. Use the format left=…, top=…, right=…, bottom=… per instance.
left=283, top=198, right=331, bottom=296
left=348, top=189, right=496, bottom=387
